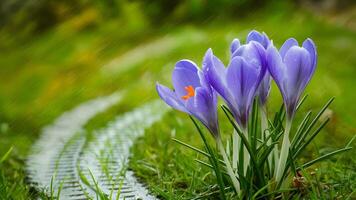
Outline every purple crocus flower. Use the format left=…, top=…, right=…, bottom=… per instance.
left=245, top=31, right=272, bottom=106
left=230, top=30, right=272, bottom=106
left=205, top=39, right=267, bottom=128
left=157, top=58, right=241, bottom=192
left=267, top=38, right=317, bottom=119
left=156, top=59, right=219, bottom=137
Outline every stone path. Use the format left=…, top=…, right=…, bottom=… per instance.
left=26, top=92, right=168, bottom=199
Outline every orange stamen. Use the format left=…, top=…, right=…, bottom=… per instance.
left=181, top=85, right=195, bottom=100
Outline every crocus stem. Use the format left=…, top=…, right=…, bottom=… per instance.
left=271, top=145, right=279, bottom=177
left=260, top=106, right=272, bottom=171
left=273, top=144, right=279, bottom=176
left=275, top=119, right=292, bottom=183
left=260, top=114, right=268, bottom=143
left=242, top=127, right=249, bottom=175
left=260, top=107, right=268, bottom=143
left=217, top=137, right=240, bottom=193
left=232, top=129, right=239, bottom=171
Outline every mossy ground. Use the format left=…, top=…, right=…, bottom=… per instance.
left=0, top=7, right=355, bottom=199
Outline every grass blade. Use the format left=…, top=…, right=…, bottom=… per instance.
left=299, top=147, right=352, bottom=169
left=257, top=142, right=278, bottom=168
left=173, top=138, right=210, bottom=157
left=173, top=138, right=226, bottom=165
left=293, top=118, right=330, bottom=159
left=251, top=181, right=275, bottom=200
left=221, top=105, right=267, bottom=188
left=294, top=97, right=334, bottom=150
left=346, top=135, right=356, bottom=148
left=221, top=106, right=257, bottom=167
left=256, top=188, right=297, bottom=199
left=0, top=147, right=13, bottom=164
left=291, top=111, right=312, bottom=148
left=194, top=159, right=230, bottom=176
left=190, top=116, right=227, bottom=199
left=296, top=94, right=308, bottom=111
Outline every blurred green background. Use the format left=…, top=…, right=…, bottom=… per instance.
left=0, top=0, right=355, bottom=198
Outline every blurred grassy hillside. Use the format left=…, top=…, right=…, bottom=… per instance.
left=0, top=0, right=355, bottom=198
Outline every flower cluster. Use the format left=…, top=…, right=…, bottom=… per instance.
left=156, top=30, right=320, bottom=196
left=157, top=30, right=316, bottom=136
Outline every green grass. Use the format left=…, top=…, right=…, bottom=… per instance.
left=128, top=10, right=356, bottom=199
left=0, top=5, right=355, bottom=199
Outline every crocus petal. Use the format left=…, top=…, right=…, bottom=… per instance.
left=247, top=30, right=263, bottom=43
left=231, top=41, right=266, bottom=67
left=201, top=49, right=217, bottom=90
left=226, top=57, right=259, bottom=126
left=230, top=39, right=240, bottom=55
left=244, top=31, right=270, bottom=105
left=186, top=87, right=219, bottom=136
left=247, top=30, right=270, bottom=49
left=251, top=41, right=268, bottom=67
left=284, top=46, right=312, bottom=100
left=198, top=70, right=210, bottom=91
left=257, top=71, right=271, bottom=105
left=268, top=38, right=318, bottom=118
left=302, top=38, right=317, bottom=70
left=204, top=49, right=232, bottom=101
left=267, top=45, right=286, bottom=99
left=279, top=38, right=298, bottom=59
left=226, top=57, right=260, bottom=103
left=156, top=83, right=188, bottom=113
left=157, top=51, right=220, bottom=138
left=172, top=60, right=201, bottom=98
